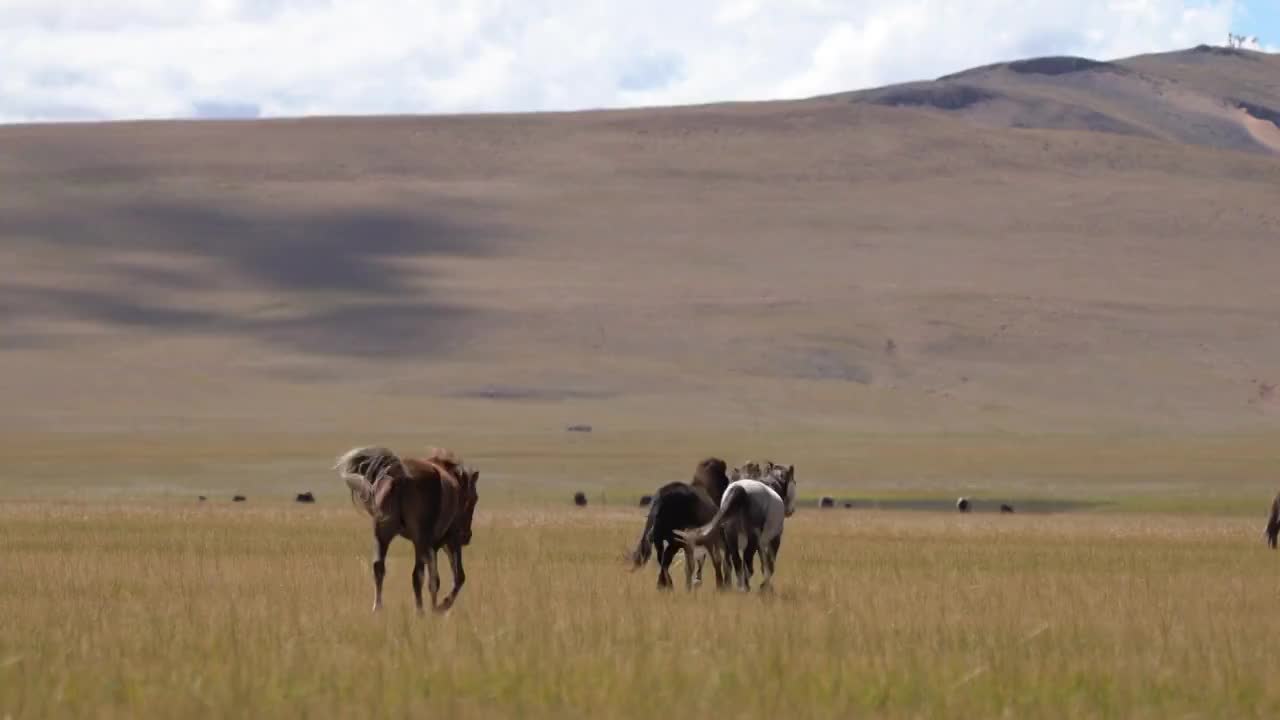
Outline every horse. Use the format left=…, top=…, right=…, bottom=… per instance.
left=335, top=446, right=479, bottom=614
left=1265, top=492, right=1280, bottom=549
left=708, top=460, right=796, bottom=587
left=677, top=463, right=797, bottom=592
left=688, top=457, right=732, bottom=584
left=630, top=480, right=725, bottom=590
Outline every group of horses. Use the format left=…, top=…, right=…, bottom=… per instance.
left=629, top=457, right=798, bottom=592
left=333, top=445, right=798, bottom=613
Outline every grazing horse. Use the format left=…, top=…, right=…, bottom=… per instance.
left=335, top=446, right=479, bottom=613
left=630, top=481, right=725, bottom=590
left=1265, top=492, right=1280, bottom=549
left=678, top=464, right=796, bottom=592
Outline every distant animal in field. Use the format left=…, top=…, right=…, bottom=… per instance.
left=232, top=495, right=246, bottom=503
left=820, top=496, right=835, bottom=509
left=956, top=497, right=970, bottom=512
left=1265, top=492, right=1280, bottom=549
left=295, top=492, right=316, bottom=504
left=1000, top=503, right=1014, bottom=514
left=198, top=496, right=207, bottom=502
left=843, top=501, right=854, bottom=509
left=630, top=480, right=724, bottom=590
left=335, top=446, right=479, bottom=614
left=573, top=491, right=588, bottom=507
left=678, top=463, right=797, bottom=592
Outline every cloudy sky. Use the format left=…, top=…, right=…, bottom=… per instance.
left=1, top=0, right=1275, bottom=124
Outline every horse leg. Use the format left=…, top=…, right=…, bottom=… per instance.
left=683, top=544, right=696, bottom=591
left=439, top=542, right=465, bottom=612
left=742, top=534, right=759, bottom=592
left=425, top=546, right=443, bottom=612
left=371, top=527, right=393, bottom=613
left=657, top=543, right=679, bottom=590
left=724, top=531, right=743, bottom=591
left=760, top=537, right=779, bottom=593
left=708, top=542, right=726, bottom=589
left=411, top=553, right=426, bottom=615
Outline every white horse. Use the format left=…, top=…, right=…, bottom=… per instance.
left=677, top=469, right=796, bottom=591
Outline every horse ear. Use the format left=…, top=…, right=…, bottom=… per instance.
left=471, top=470, right=480, bottom=484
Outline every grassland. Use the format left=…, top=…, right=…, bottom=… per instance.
left=2, top=498, right=1278, bottom=719
left=4, top=45, right=1280, bottom=718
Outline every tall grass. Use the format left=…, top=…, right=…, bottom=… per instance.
left=1, top=502, right=1278, bottom=718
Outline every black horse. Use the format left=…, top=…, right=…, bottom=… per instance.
left=630, top=481, right=726, bottom=590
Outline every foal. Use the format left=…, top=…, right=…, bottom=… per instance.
left=336, top=446, right=479, bottom=613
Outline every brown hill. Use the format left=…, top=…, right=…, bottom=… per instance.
left=839, top=46, right=1280, bottom=154
left=2, top=47, right=1279, bottom=435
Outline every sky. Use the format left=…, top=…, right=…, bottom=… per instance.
left=0, top=0, right=1275, bottom=124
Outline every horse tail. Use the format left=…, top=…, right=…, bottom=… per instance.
left=675, top=483, right=747, bottom=549
left=342, top=473, right=377, bottom=517
left=631, top=495, right=662, bottom=569
left=334, top=446, right=395, bottom=518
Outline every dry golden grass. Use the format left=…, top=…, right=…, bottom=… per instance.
left=2, top=500, right=1278, bottom=719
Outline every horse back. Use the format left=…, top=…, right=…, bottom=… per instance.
left=400, top=458, right=463, bottom=546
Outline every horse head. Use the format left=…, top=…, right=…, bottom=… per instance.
left=426, top=448, right=480, bottom=546
left=765, top=462, right=797, bottom=517
left=693, top=457, right=730, bottom=501
left=456, top=466, right=480, bottom=545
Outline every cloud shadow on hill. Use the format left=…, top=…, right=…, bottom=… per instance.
left=1, top=198, right=507, bottom=359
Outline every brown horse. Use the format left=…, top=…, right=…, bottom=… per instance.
left=335, top=446, right=479, bottom=613
left=689, top=457, right=731, bottom=585
left=1265, top=492, right=1280, bottom=549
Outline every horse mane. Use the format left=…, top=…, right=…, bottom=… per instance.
left=732, top=460, right=794, bottom=497
left=424, top=447, right=473, bottom=487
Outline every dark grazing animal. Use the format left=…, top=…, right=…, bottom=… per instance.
left=232, top=495, right=246, bottom=502
left=630, top=481, right=724, bottom=590
left=1265, top=492, right=1280, bottom=549
left=1000, top=503, right=1015, bottom=514
left=335, top=446, right=480, bottom=614
left=573, top=491, right=588, bottom=507
left=295, top=492, right=316, bottom=504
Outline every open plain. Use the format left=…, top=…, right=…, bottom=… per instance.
left=3, top=45, right=1280, bottom=718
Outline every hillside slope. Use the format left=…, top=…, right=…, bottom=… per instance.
left=2, top=47, right=1279, bottom=435
left=838, top=46, right=1280, bottom=154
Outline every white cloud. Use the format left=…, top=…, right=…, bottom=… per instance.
left=0, top=0, right=1242, bottom=123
